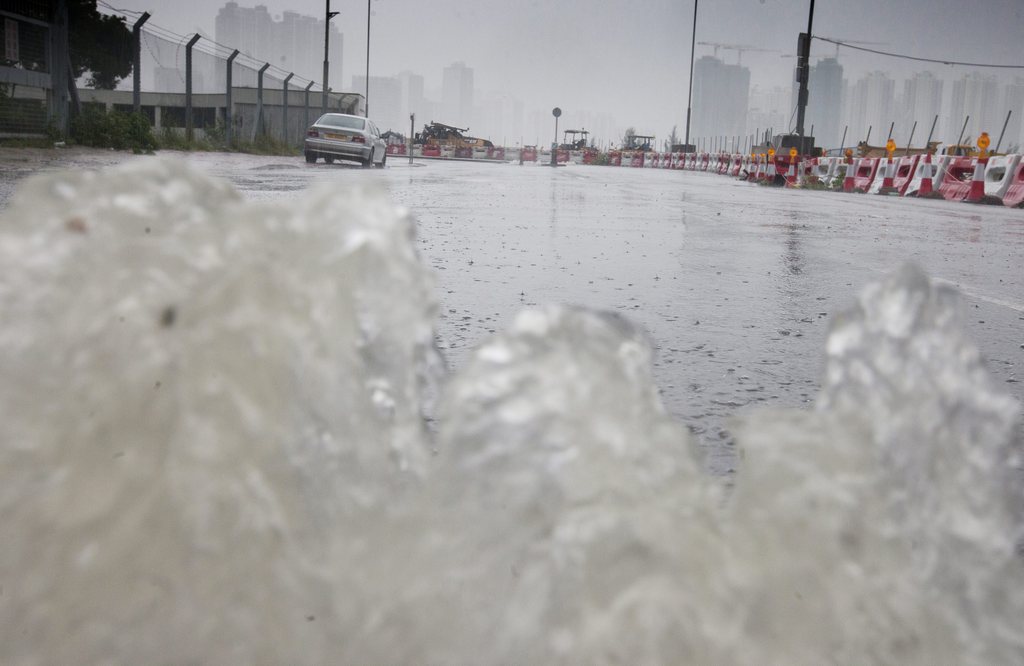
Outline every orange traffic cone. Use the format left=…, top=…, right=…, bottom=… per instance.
left=843, top=157, right=858, bottom=192
left=918, top=153, right=934, bottom=196
left=966, top=157, right=985, bottom=202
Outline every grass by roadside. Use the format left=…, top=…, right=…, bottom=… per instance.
left=1, top=109, right=298, bottom=157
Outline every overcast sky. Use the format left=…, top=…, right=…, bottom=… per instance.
left=106, top=0, right=1024, bottom=139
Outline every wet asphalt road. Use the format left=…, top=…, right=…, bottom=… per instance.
left=2, top=148, right=1022, bottom=472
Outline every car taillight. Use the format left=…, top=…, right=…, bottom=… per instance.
left=307, top=129, right=319, bottom=138
left=351, top=135, right=366, bottom=144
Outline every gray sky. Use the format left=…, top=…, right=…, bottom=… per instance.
left=106, top=0, right=1024, bottom=140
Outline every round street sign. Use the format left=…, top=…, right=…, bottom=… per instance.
left=552, top=107, right=562, bottom=118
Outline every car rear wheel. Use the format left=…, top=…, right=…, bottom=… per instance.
left=304, top=151, right=317, bottom=164
left=376, top=154, right=387, bottom=168
left=324, top=155, right=335, bottom=164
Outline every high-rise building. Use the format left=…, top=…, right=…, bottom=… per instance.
left=901, top=71, right=943, bottom=145
left=846, top=71, right=895, bottom=146
left=214, top=2, right=343, bottom=92
left=1003, top=78, right=1024, bottom=152
left=396, top=71, right=425, bottom=124
left=441, top=62, right=474, bottom=128
left=804, top=57, right=844, bottom=149
left=692, top=55, right=750, bottom=146
left=746, top=85, right=790, bottom=145
left=948, top=72, right=999, bottom=145
left=352, top=75, right=403, bottom=131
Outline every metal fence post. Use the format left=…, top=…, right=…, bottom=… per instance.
left=50, top=0, right=70, bottom=135
left=185, top=34, right=200, bottom=142
left=304, top=81, right=314, bottom=137
left=255, top=63, right=270, bottom=139
left=282, top=73, right=293, bottom=145
left=225, top=49, right=238, bottom=145
left=132, top=12, right=150, bottom=113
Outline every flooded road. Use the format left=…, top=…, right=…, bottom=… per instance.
left=2, top=148, right=1021, bottom=472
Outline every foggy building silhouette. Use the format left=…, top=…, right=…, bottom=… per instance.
left=792, top=57, right=844, bottom=149
left=901, top=72, right=943, bottom=146
left=747, top=85, right=790, bottom=144
left=214, top=2, right=343, bottom=91
left=352, top=75, right=402, bottom=131
left=847, top=71, right=895, bottom=146
left=692, top=55, right=750, bottom=146
left=442, top=62, right=474, bottom=128
left=1003, top=78, right=1024, bottom=152
left=948, top=72, right=1000, bottom=145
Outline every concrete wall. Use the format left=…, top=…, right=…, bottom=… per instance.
left=76, top=87, right=365, bottom=146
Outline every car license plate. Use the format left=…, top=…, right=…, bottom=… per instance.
left=325, top=132, right=348, bottom=141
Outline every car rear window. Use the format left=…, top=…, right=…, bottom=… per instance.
left=317, top=115, right=366, bottom=130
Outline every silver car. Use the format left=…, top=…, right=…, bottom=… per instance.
left=304, top=113, right=387, bottom=167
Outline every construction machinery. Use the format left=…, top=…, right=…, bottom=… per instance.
left=414, top=121, right=493, bottom=150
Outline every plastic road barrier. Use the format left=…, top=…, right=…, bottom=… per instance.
left=983, top=154, right=1021, bottom=201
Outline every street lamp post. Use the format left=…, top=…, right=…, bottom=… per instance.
left=683, top=0, right=698, bottom=153
left=365, top=0, right=371, bottom=117
left=322, top=0, right=339, bottom=114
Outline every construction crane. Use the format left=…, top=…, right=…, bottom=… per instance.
left=697, top=41, right=777, bottom=65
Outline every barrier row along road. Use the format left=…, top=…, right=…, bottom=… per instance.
left=384, top=143, right=1024, bottom=208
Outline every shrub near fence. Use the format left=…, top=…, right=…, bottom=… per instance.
left=70, top=108, right=158, bottom=152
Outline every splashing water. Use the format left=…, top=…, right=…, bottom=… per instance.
left=0, top=159, right=1020, bottom=664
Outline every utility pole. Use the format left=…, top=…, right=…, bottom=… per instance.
left=365, top=0, right=371, bottom=117
left=322, top=0, right=339, bottom=114
left=684, top=0, right=698, bottom=152
left=131, top=12, right=150, bottom=113
left=794, top=0, right=815, bottom=147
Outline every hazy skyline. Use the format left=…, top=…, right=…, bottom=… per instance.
left=105, top=0, right=1024, bottom=143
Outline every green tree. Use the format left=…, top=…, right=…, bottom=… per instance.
left=69, top=0, right=132, bottom=89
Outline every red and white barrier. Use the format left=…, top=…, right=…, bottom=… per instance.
left=1002, top=159, right=1024, bottom=207
left=779, top=157, right=798, bottom=187
left=868, top=157, right=896, bottom=194
left=729, top=154, right=743, bottom=177
left=984, top=154, right=1021, bottom=201
left=849, top=157, right=880, bottom=192
left=888, top=155, right=921, bottom=196
left=904, top=154, right=946, bottom=196
left=809, top=156, right=837, bottom=182
left=715, top=154, right=728, bottom=175
left=937, top=156, right=977, bottom=201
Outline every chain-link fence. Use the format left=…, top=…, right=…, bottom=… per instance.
left=114, top=11, right=360, bottom=147
left=1, top=2, right=55, bottom=137
left=2, top=2, right=363, bottom=146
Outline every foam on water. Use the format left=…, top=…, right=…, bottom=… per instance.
left=0, top=159, right=1021, bottom=664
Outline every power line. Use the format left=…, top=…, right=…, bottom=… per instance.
left=813, top=36, right=1024, bottom=69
